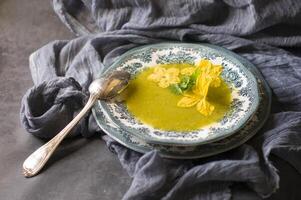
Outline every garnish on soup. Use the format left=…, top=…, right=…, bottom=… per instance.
left=147, top=59, right=222, bottom=116
left=147, top=67, right=180, bottom=88
left=124, top=60, right=231, bottom=132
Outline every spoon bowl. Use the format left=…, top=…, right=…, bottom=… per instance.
left=22, top=70, right=131, bottom=177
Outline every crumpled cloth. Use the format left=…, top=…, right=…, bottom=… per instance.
left=20, top=0, right=301, bottom=199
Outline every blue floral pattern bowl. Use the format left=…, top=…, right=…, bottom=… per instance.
left=92, top=80, right=269, bottom=159
left=98, top=43, right=260, bottom=146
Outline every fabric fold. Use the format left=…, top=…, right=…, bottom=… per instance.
left=20, top=0, right=301, bottom=199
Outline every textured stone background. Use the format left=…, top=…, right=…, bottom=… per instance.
left=0, top=1, right=130, bottom=199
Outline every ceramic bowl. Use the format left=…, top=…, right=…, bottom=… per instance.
left=98, top=43, right=260, bottom=146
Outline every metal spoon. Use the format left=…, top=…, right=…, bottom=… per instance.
left=22, top=71, right=131, bottom=178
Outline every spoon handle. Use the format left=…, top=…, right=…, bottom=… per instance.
left=22, top=94, right=98, bottom=177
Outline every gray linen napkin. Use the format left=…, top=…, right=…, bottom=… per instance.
left=20, top=0, right=301, bottom=199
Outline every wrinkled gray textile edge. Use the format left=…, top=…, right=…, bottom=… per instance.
left=20, top=0, right=301, bottom=199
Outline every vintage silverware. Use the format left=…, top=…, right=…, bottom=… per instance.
left=22, top=71, right=131, bottom=177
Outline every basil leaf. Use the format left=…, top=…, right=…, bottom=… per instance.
left=191, top=68, right=201, bottom=82
left=169, top=84, right=183, bottom=95
left=186, top=78, right=195, bottom=90
left=179, top=76, right=190, bottom=90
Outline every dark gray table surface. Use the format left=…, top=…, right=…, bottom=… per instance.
left=0, top=1, right=131, bottom=200
left=1, top=1, right=301, bottom=200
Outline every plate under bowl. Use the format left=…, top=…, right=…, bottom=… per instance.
left=92, top=71, right=270, bottom=159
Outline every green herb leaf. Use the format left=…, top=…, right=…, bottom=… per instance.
left=184, top=68, right=200, bottom=91
left=169, top=84, right=183, bottom=95
left=179, top=75, right=190, bottom=90
left=191, top=68, right=201, bottom=82
left=186, top=78, right=195, bottom=90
